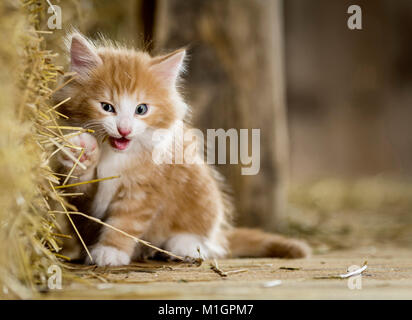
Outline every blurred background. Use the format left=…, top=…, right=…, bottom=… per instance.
left=49, top=0, right=412, bottom=252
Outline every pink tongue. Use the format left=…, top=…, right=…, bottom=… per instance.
left=110, top=137, right=130, bottom=150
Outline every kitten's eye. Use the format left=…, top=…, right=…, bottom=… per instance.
left=135, top=103, right=148, bottom=115
left=101, top=102, right=115, bottom=113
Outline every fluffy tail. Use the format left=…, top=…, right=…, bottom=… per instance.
left=226, top=228, right=311, bottom=259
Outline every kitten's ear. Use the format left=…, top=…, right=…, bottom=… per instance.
left=69, top=33, right=102, bottom=77
left=150, top=49, right=186, bottom=86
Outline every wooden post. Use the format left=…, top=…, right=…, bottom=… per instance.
left=152, top=0, right=289, bottom=231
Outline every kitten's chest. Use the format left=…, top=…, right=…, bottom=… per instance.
left=97, top=148, right=128, bottom=179
left=91, top=148, right=129, bottom=218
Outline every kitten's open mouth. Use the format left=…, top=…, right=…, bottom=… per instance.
left=109, top=137, right=130, bottom=150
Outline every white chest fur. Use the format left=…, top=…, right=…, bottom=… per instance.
left=90, top=145, right=129, bottom=219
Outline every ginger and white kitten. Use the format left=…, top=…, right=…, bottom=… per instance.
left=54, top=33, right=310, bottom=266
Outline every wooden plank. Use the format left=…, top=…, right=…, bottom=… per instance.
left=152, top=0, right=289, bottom=231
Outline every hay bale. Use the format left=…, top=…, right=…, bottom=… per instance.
left=0, top=0, right=78, bottom=298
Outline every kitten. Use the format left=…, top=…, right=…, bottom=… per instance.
left=53, top=33, right=310, bottom=266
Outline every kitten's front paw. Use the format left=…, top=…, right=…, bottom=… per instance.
left=88, top=245, right=131, bottom=267
left=58, top=132, right=99, bottom=170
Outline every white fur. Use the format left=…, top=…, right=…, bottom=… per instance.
left=90, top=144, right=129, bottom=218
left=119, top=94, right=149, bottom=136
left=89, top=245, right=130, bottom=266
left=89, top=98, right=164, bottom=219
left=100, top=93, right=150, bottom=140
left=164, top=233, right=226, bottom=260
left=58, top=132, right=98, bottom=170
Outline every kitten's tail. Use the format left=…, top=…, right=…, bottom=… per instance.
left=226, top=228, right=311, bottom=259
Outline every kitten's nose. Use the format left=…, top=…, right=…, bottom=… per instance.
left=118, top=127, right=131, bottom=137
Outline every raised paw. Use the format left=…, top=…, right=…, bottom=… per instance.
left=58, top=132, right=99, bottom=170
left=87, top=245, right=131, bottom=267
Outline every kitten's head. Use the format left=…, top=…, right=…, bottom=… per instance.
left=57, top=33, right=188, bottom=152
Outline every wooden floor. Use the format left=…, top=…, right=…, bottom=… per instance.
left=46, top=246, right=412, bottom=299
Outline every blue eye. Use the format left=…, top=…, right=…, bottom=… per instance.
left=101, top=102, right=115, bottom=113
left=135, top=103, right=148, bottom=115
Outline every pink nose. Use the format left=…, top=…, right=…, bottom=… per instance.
left=118, top=127, right=131, bottom=137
